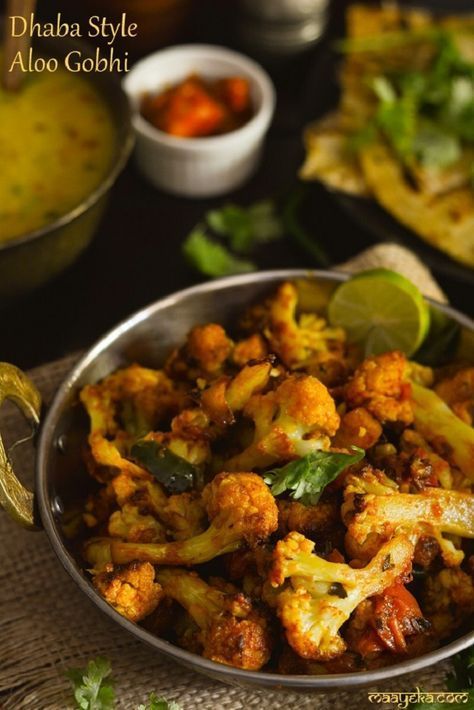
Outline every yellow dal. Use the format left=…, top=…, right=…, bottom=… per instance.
left=0, top=64, right=115, bottom=242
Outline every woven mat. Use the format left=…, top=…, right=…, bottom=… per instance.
left=0, top=244, right=455, bottom=709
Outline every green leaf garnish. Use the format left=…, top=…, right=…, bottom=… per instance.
left=206, top=200, right=283, bottom=254
left=66, top=657, right=115, bottom=710
left=137, top=693, right=183, bottom=710
left=131, top=439, right=198, bottom=493
left=412, top=124, right=461, bottom=168
left=264, top=447, right=364, bottom=505
left=346, top=30, right=474, bottom=172
left=182, top=227, right=255, bottom=277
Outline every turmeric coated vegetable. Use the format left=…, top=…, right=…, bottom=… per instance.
left=225, top=374, right=340, bottom=471
left=157, top=568, right=272, bottom=669
left=84, top=472, right=278, bottom=567
left=343, top=467, right=474, bottom=566
left=76, top=278, right=474, bottom=674
left=345, top=351, right=413, bottom=424
left=411, top=381, right=474, bottom=481
left=93, top=561, right=163, bottom=622
left=271, top=531, right=414, bottom=661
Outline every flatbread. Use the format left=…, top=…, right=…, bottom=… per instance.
left=300, top=114, right=370, bottom=197
left=359, top=142, right=474, bottom=268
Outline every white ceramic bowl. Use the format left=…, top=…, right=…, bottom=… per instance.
left=123, top=44, right=276, bottom=197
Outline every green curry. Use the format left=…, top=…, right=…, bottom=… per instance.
left=0, top=63, right=115, bottom=243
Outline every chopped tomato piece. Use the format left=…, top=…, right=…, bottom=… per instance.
left=371, top=583, right=427, bottom=653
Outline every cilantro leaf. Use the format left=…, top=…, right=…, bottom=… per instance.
left=206, top=200, right=283, bottom=254
left=66, top=657, right=115, bottom=710
left=412, top=124, right=461, bottom=168
left=137, top=693, right=183, bottom=710
left=264, top=448, right=364, bottom=505
left=182, top=227, right=255, bottom=277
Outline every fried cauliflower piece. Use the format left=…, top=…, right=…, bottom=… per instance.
left=85, top=472, right=278, bottom=567
left=422, top=567, right=474, bottom=639
left=332, top=407, right=383, bottom=450
left=159, top=492, right=207, bottom=541
left=157, top=568, right=273, bottom=670
left=232, top=334, right=268, bottom=368
left=144, top=359, right=275, bottom=467
left=108, top=504, right=166, bottom=543
left=342, top=467, right=474, bottom=566
left=200, top=358, right=274, bottom=427
left=270, top=531, right=414, bottom=661
left=165, top=323, right=233, bottom=381
left=344, top=351, right=413, bottom=425
left=435, top=367, right=474, bottom=425
left=225, top=374, right=340, bottom=471
left=399, top=429, right=454, bottom=491
left=265, top=281, right=346, bottom=370
left=93, top=561, right=163, bottom=622
left=411, top=381, right=474, bottom=482
left=100, top=472, right=204, bottom=542
left=277, top=499, right=340, bottom=538
left=80, top=364, right=183, bottom=475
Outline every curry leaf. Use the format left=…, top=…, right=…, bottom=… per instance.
left=264, top=447, right=364, bottom=505
left=131, top=439, right=198, bottom=494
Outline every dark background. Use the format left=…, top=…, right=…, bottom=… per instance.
left=1, top=0, right=473, bottom=370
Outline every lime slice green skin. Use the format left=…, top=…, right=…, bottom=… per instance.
left=328, top=268, right=430, bottom=357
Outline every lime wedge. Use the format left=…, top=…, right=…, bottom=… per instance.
left=328, top=268, right=430, bottom=356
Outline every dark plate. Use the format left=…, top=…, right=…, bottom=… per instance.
left=300, top=0, right=474, bottom=289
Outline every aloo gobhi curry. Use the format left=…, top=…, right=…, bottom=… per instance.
left=75, top=280, right=474, bottom=674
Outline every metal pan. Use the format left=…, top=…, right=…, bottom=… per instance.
left=1, top=269, right=473, bottom=691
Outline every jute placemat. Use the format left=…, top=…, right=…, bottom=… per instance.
left=0, top=244, right=457, bottom=709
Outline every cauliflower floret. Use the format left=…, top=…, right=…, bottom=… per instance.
left=342, top=467, right=474, bottom=566
left=141, top=359, right=275, bottom=468
left=277, top=499, right=339, bottom=539
left=344, top=351, right=413, bottom=425
left=80, top=364, right=183, bottom=475
left=232, top=334, right=268, bottom=368
left=93, top=561, right=163, bottom=622
left=270, top=531, right=414, bottom=661
left=332, top=407, right=383, bottom=450
left=265, top=281, right=346, bottom=370
left=411, top=381, right=474, bottom=482
left=159, top=492, right=207, bottom=541
left=107, top=504, right=166, bottom=543
left=422, top=567, right=474, bottom=639
left=109, top=471, right=167, bottom=510
left=165, top=323, right=233, bottom=381
left=85, top=472, right=278, bottom=567
left=225, top=374, right=340, bottom=471
left=435, top=367, right=474, bottom=425
left=399, top=429, right=453, bottom=491
left=157, top=568, right=273, bottom=670
left=200, top=359, right=274, bottom=427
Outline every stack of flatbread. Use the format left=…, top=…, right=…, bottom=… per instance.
left=300, top=4, right=474, bottom=269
